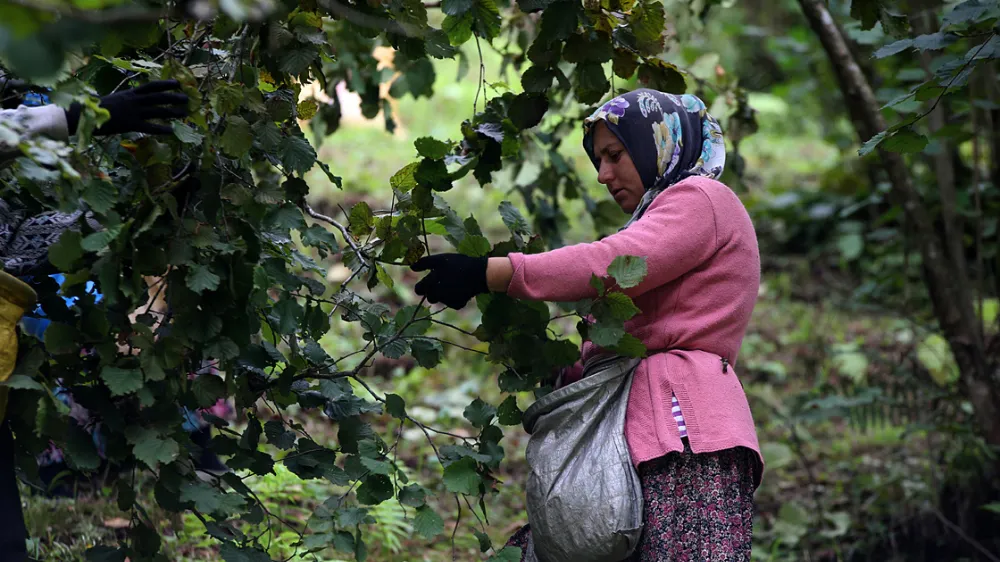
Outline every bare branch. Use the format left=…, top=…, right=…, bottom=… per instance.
left=303, top=202, right=365, bottom=260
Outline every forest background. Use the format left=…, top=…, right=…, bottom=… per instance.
left=1, top=0, right=999, bottom=560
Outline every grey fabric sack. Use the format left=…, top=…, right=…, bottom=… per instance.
left=521, top=355, right=644, bottom=562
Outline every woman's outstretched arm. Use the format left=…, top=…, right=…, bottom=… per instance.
left=486, top=257, right=514, bottom=293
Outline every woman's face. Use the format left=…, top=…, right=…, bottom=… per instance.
left=592, top=121, right=645, bottom=214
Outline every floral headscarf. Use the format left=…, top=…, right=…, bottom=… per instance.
left=582, top=89, right=726, bottom=230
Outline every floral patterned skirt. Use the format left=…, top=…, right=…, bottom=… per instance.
left=505, top=442, right=756, bottom=561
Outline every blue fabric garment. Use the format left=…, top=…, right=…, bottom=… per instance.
left=18, top=273, right=208, bottom=445
left=19, top=273, right=102, bottom=340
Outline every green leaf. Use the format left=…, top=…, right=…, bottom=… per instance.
left=193, top=375, right=227, bottom=407
left=837, top=233, right=864, bottom=261
left=65, top=424, right=101, bottom=471
left=349, top=201, right=375, bottom=237
left=629, top=0, right=666, bottom=56
left=611, top=333, right=646, bottom=357
left=101, top=366, right=143, bottom=396
left=497, top=395, right=522, bottom=426
left=943, top=0, right=995, bottom=27
left=2, top=374, right=43, bottom=391
left=172, top=121, right=204, bottom=144
left=760, top=442, right=794, bottom=470
left=415, top=158, right=452, bottom=191
left=81, top=225, right=121, bottom=252
left=206, top=337, right=240, bottom=361
left=187, top=264, right=221, bottom=294
left=613, top=49, right=639, bottom=79
left=882, top=128, right=928, bottom=153
left=473, top=0, right=502, bottom=41
left=488, top=547, right=523, bottom=562
left=395, top=305, right=431, bottom=336
left=48, top=230, right=84, bottom=270
left=44, top=322, right=80, bottom=355
left=600, top=292, right=640, bottom=321
left=279, top=47, right=320, bottom=75
left=463, top=398, right=496, bottom=427
left=443, top=456, right=481, bottom=495
left=273, top=296, right=304, bottom=335
left=573, top=61, right=610, bottom=105
left=850, top=0, right=881, bottom=30
left=916, top=333, right=959, bottom=386
left=390, top=162, right=420, bottom=192
left=414, top=137, right=452, bottom=159
left=589, top=273, right=606, bottom=296
left=220, top=116, right=252, bottom=157
left=637, top=59, right=686, bottom=93
left=399, top=484, right=427, bottom=507
left=131, top=432, right=179, bottom=469
left=458, top=234, right=491, bottom=257
left=517, top=0, right=553, bottom=12
left=443, top=12, right=474, bottom=46
left=385, top=393, right=407, bottom=419
left=589, top=321, right=624, bottom=347
left=508, top=93, right=549, bottom=131
left=356, top=473, right=394, bottom=505
left=360, top=456, right=392, bottom=475
left=219, top=543, right=273, bottom=562
left=858, top=130, right=887, bottom=157
left=263, top=420, right=296, bottom=450
left=564, top=33, right=613, bottom=65
left=442, top=0, right=473, bottom=16
left=539, top=0, right=579, bottom=41
left=280, top=135, right=317, bottom=175
left=521, top=66, right=556, bottom=93
left=426, top=29, right=458, bottom=58
left=414, top=506, right=445, bottom=539
left=411, top=338, right=443, bottom=368
left=873, top=38, right=912, bottom=59
left=181, top=481, right=230, bottom=515
left=475, top=530, right=492, bottom=552
left=981, top=502, right=1000, bottom=515
left=301, top=225, right=338, bottom=253
left=83, top=181, right=117, bottom=215
left=607, top=255, right=647, bottom=289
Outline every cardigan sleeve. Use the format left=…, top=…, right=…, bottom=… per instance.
left=506, top=180, right=719, bottom=302
left=1, top=104, right=69, bottom=162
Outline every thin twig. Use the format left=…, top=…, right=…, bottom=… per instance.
left=430, top=318, right=478, bottom=337
left=303, top=203, right=365, bottom=261
left=474, top=32, right=485, bottom=115
left=932, top=508, right=1000, bottom=562
left=451, top=494, right=463, bottom=561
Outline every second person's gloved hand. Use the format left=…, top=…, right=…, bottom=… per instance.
left=65, top=79, right=189, bottom=136
left=411, top=253, right=489, bottom=309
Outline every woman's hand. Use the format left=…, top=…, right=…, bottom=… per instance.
left=65, top=79, right=189, bottom=136
left=410, top=253, right=490, bottom=309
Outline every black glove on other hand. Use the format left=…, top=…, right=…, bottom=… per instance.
left=65, top=79, right=189, bottom=136
left=411, top=253, right=489, bottom=309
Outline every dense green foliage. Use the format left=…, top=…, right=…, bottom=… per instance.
left=1, top=0, right=999, bottom=560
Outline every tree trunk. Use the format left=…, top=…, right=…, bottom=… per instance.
left=795, top=0, right=1000, bottom=448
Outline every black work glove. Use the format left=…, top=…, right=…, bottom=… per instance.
left=411, top=253, right=489, bottom=309
left=65, top=79, right=189, bottom=136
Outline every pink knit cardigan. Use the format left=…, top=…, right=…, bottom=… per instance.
left=506, top=176, right=764, bottom=486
